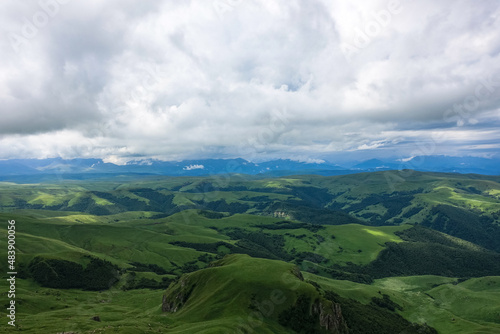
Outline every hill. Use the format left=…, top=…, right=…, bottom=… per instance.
left=0, top=171, right=499, bottom=332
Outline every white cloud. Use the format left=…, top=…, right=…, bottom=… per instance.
left=0, top=0, right=499, bottom=161
left=183, top=164, right=205, bottom=171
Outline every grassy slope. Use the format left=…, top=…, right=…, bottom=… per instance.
left=0, top=255, right=313, bottom=334
left=161, top=254, right=311, bottom=333
left=306, top=273, right=500, bottom=334
left=0, top=278, right=167, bottom=334
left=2, top=171, right=500, bottom=226
left=4, top=258, right=498, bottom=333
left=1, top=172, right=500, bottom=333
left=0, top=209, right=409, bottom=273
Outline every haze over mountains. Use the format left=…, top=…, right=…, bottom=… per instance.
left=0, top=155, right=499, bottom=181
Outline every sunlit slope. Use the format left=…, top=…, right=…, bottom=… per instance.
left=0, top=210, right=409, bottom=275
left=1, top=172, right=499, bottom=333
left=2, top=171, right=499, bottom=223
left=1, top=255, right=439, bottom=334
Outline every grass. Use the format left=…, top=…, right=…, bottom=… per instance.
left=0, top=255, right=312, bottom=333
left=304, top=272, right=500, bottom=334
left=160, top=254, right=313, bottom=333
left=0, top=278, right=168, bottom=334
left=280, top=224, right=410, bottom=265
left=0, top=172, right=499, bottom=333
left=418, top=186, right=500, bottom=212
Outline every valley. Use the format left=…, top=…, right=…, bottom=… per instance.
left=1, top=171, right=499, bottom=333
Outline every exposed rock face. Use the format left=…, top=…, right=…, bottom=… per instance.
left=291, top=266, right=304, bottom=281
left=273, top=210, right=294, bottom=220
left=162, top=278, right=195, bottom=313
left=162, top=294, right=176, bottom=313
left=312, top=300, right=349, bottom=334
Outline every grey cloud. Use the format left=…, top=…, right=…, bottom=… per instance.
left=0, top=0, right=499, bottom=161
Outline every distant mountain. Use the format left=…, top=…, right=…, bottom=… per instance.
left=401, top=156, right=500, bottom=174
left=0, top=155, right=498, bottom=181
left=0, top=158, right=346, bottom=179
left=347, top=156, right=500, bottom=175
left=351, top=159, right=399, bottom=171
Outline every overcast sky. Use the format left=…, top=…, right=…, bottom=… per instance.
left=1, top=0, right=499, bottom=163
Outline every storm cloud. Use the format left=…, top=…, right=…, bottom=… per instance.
left=1, top=0, right=499, bottom=162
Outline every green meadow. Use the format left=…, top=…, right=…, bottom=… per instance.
left=0, top=171, right=499, bottom=333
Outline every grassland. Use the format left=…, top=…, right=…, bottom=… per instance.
left=0, top=171, right=499, bottom=333
left=306, top=273, right=500, bottom=334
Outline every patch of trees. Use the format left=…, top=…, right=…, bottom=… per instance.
left=278, top=295, right=324, bottom=334
left=248, top=187, right=293, bottom=195
left=255, top=221, right=325, bottom=232
left=128, top=189, right=180, bottom=214
left=295, top=252, right=328, bottom=264
left=455, top=185, right=482, bottom=195
left=330, top=190, right=423, bottom=225
left=314, top=234, right=325, bottom=243
left=91, top=191, right=149, bottom=211
left=370, top=294, right=402, bottom=312
left=239, top=195, right=271, bottom=202
left=169, top=182, right=191, bottom=191
left=184, top=181, right=218, bottom=193
left=325, top=267, right=373, bottom=284
left=128, top=262, right=168, bottom=275
left=177, top=262, right=196, bottom=274
left=171, top=229, right=294, bottom=262
left=395, top=225, right=460, bottom=246
left=266, top=201, right=363, bottom=225
left=122, top=272, right=173, bottom=290
left=170, top=240, right=284, bottom=261
left=197, top=210, right=226, bottom=219
left=67, top=196, right=117, bottom=215
left=322, top=226, right=500, bottom=282
left=170, top=241, right=232, bottom=254
left=361, top=241, right=500, bottom=278
left=195, top=199, right=250, bottom=214
left=197, top=253, right=216, bottom=263
left=184, top=182, right=248, bottom=193
left=324, top=290, right=437, bottom=334
left=28, top=256, right=119, bottom=290
left=289, top=186, right=337, bottom=207
left=402, top=206, right=424, bottom=218
left=226, top=228, right=293, bottom=261
left=421, top=205, right=500, bottom=252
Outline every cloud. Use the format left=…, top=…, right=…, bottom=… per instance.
left=183, top=164, right=205, bottom=171
left=0, top=0, right=499, bottom=161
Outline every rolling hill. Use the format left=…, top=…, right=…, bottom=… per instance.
left=0, top=170, right=499, bottom=333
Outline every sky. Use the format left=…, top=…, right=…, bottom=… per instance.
left=1, top=0, right=500, bottom=164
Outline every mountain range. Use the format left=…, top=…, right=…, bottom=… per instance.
left=0, top=155, right=499, bottom=181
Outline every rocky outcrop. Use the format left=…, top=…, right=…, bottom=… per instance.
left=273, top=210, right=293, bottom=220
left=312, top=299, right=349, bottom=334
left=162, top=278, right=195, bottom=313
left=291, top=266, right=304, bottom=281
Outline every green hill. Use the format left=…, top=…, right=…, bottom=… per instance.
left=161, top=254, right=435, bottom=334
left=1, top=171, right=500, bottom=333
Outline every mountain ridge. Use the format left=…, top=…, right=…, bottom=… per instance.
left=0, top=155, right=499, bottom=181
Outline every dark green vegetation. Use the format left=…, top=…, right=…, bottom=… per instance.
left=0, top=171, right=499, bottom=333
left=27, top=256, right=119, bottom=290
